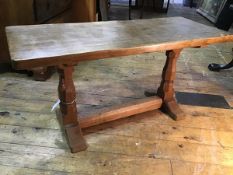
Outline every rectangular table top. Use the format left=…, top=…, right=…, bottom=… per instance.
left=6, top=17, right=233, bottom=69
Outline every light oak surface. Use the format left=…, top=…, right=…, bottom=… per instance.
left=6, top=17, right=233, bottom=69
left=79, top=96, right=162, bottom=128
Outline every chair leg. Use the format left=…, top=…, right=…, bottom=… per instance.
left=129, top=0, right=132, bottom=20
left=153, top=0, right=156, bottom=10
left=166, top=0, right=170, bottom=13
left=208, top=48, right=233, bottom=71
left=208, top=59, right=233, bottom=71
left=140, top=0, right=145, bottom=19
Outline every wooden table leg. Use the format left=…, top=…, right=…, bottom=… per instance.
left=157, top=49, right=185, bottom=121
left=57, top=65, right=87, bottom=153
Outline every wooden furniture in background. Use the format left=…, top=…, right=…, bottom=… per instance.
left=72, top=0, right=96, bottom=22
left=0, top=0, right=33, bottom=63
left=0, top=0, right=98, bottom=80
left=6, top=17, right=233, bottom=153
left=0, top=0, right=72, bottom=64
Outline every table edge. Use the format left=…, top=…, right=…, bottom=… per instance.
left=11, top=35, right=233, bottom=69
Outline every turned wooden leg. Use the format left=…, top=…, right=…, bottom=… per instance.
left=57, top=65, right=87, bottom=153
left=157, top=49, right=185, bottom=121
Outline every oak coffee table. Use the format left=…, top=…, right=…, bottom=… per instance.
left=6, top=17, right=233, bottom=153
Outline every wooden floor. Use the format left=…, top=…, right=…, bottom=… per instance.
left=1, top=4, right=233, bottom=175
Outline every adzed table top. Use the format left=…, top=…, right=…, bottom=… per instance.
left=6, top=17, right=233, bottom=69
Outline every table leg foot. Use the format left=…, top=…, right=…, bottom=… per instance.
left=144, top=90, right=185, bottom=120
left=65, top=125, right=88, bottom=153
left=161, top=100, right=185, bottom=121
left=57, top=64, right=87, bottom=153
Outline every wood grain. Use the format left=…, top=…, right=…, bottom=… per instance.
left=71, top=0, right=96, bottom=22
left=0, top=0, right=34, bottom=63
left=157, top=49, right=185, bottom=120
left=80, top=96, right=162, bottom=128
left=6, top=17, right=233, bottom=69
left=57, top=65, right=87, bottom=152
